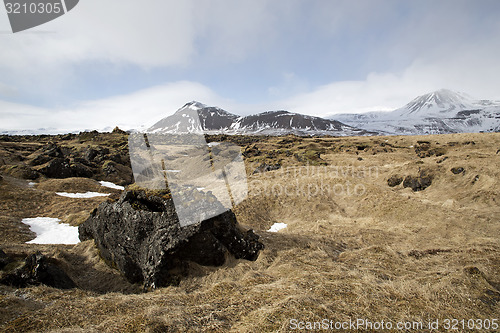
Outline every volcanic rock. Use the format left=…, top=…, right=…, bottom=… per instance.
left=0, top=252, right=75, bottom=289
left=0, top=248, right=9, bottom=270
left=35, top=158, right=93, bottom=178
left=402, top=170, right=434, bottom=191
left=253, top=163, right=281, bottom=174
left=387, top=175, right=403, bottom=187
left=79, top=189, right=264, bottom=290
left=451, top=167, right=465, bottom=174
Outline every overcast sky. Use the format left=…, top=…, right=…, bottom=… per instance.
left=1, top=0, right=500, bottom=132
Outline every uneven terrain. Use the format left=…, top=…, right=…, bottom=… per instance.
left=0, top=132, right=499, bottom=332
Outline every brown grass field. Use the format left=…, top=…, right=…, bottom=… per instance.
left=0, top=132, right=499, bottom=332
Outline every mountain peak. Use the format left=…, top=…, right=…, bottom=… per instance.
left=180, top=101, right=208, bottom=111
left=397, top=88, right=475, bottom=117
left=148, top=102, right=368, bottom=136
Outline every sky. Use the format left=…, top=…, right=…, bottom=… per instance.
left=1, top=0, right=500, bottom=133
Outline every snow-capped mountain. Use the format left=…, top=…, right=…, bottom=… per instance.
left=148, top=101, right=373, bottom=136
left=333, top=89, right=500, bottom=135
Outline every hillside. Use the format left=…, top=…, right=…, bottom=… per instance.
left=0, top=132, right=499, bottom=332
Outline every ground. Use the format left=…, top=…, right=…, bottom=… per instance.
left=0, top=132, right=499, bottom=332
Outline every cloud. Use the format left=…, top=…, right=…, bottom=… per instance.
left=279, top=53, right=500, bottom=117
left=0, top=81, right=226, bottom=132
left=0, top=0, right=197, bottom=69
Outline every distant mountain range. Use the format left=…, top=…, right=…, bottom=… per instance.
left=147, top=89, right=500, bottom=136
left=147, top=101, right=374, bottom=136
left=3, top=89, right=497, bottom=137
left=333, top=89, right=500, bottom=135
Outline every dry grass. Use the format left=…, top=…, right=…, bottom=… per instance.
left=0, top=132, right=499, bottom=332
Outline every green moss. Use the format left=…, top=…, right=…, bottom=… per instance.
left=126, top=184, right=172, bottom=201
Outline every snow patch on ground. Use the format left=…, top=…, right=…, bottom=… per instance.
left=268, top=222, right=288, bottom=232
left=56, top=192, right=110, bottom=198
left=22, top=217, right=80, bottom=245
left=99, top=181, right=125, bottom=190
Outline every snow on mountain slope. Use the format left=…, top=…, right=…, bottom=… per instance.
left=147, top=102, right=373, bottom=136
left=332, top=89, right=500, bottom=135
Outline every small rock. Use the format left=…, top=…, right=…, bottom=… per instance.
left=436, top=156, right=448, bottom=164
left=387, top=175, right=403, bottom=187
left=253, top=163, right=281, bottom=174
left=450, top=167, right=465, bottom=174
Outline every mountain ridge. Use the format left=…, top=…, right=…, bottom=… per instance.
left=332, top=89, right=500, bottom=135
left=148, top=102, right=374, bottom=136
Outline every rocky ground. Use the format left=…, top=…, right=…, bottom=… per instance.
left=0, top=131, right=499, bottom=332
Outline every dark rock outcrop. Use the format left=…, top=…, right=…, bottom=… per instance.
left=387, top=175, right=403, bottom=187
left=243, top=145, right=261, bottom=158
left=0, top=252, right=75, bottom=289
left=79, top=189, right=264, bottom=290
left=402, top=170, right=434, bottom=191
left=30, top=142, right=65, bottom=166
left=253, top=163, right=281, bottom=174
left=35, top=158, right=93, bottom=178
left=0, top=248, right=10, bottom=270
left=414, top=141, right=446, bottom=158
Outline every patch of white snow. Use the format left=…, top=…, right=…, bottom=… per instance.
left=23, top=217, right=80, bottom=244
left=268, top=223, right=288, bottom=232
left=56, top=192, right=110, bottom=198
left=99, top=181, right=125, bottom=190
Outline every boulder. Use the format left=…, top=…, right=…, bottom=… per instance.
left=0, top=251, right=75, bottom=289
left=79, top=189, right=264, bottom=290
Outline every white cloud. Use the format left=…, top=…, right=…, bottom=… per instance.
left=279, top=40, right=500, bottom=117
left=0, top=81, right=230, bottom=132
left=0, top=0, right=197, bottom=69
